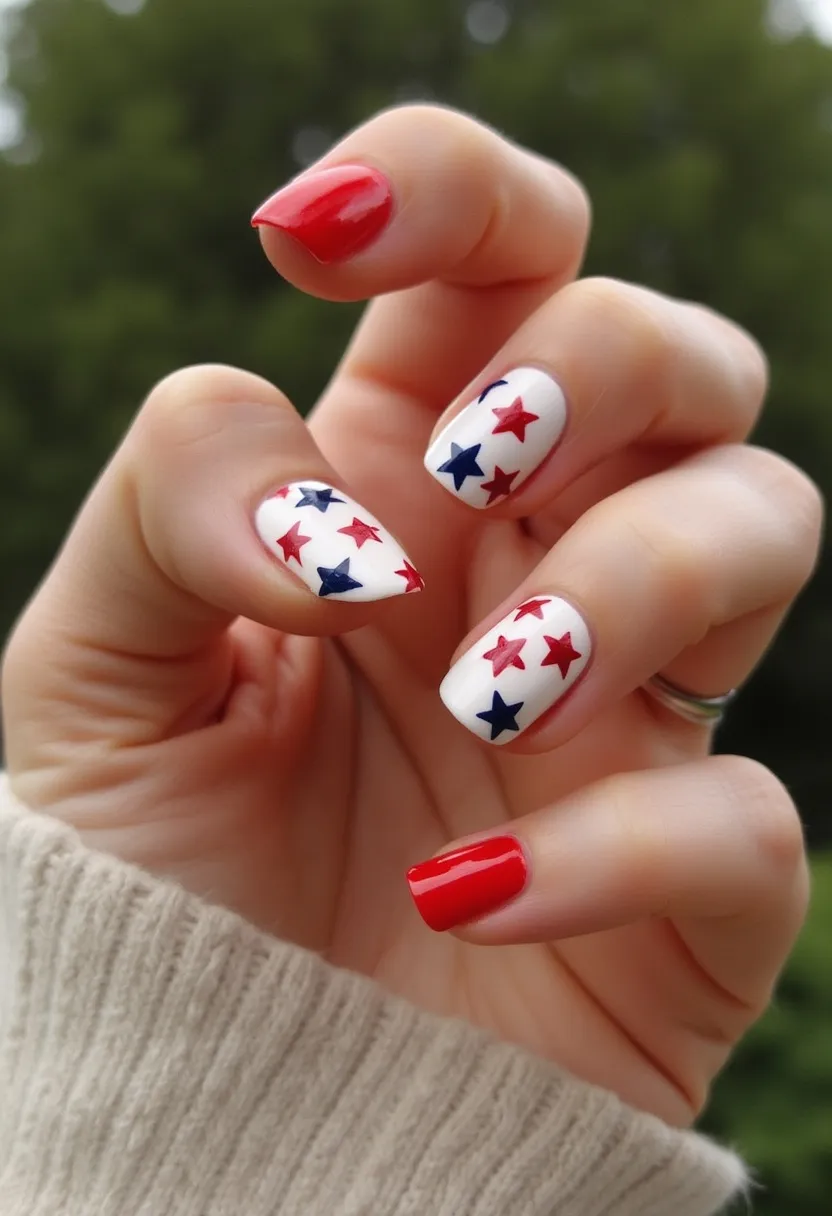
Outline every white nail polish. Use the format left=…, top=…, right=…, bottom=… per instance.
left=255, top=480, right=423, bottom=602
left=424, top=367, right=567, bottom=508
left=440, top=596, right=591, bottom=744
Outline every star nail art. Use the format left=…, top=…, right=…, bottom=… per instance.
left=425, top=367, right=567, bottom=508
left=437, top=442, right=485, bottom=491
left=255, top=480, right=422, bottom=602
left=440, top=596, right=591, bottom=744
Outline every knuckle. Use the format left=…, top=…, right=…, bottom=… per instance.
left=770, top=457, right=824, bottom=579
left=719, top=755, right=806, bottom=876
left=560, top=283, right=771, bottom=436
left=789, top=465, right=826, bottom=538
left=529, top=154, right=592, bottom=238
left=560, top=277, right=671, bottom=384
left=545, top=163, right=592, bottom=260
left=730, top=327, right=769, bottom=413
left=742, top=447, right=824, bottom=589
left=686, top=305, right=769, bottom=419
left=563, top=171, right=592, bottom=238
left=595, top=504, right=710, bottom=638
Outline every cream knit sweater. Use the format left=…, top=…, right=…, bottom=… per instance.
left=0, top=776, right=747, bottom=1215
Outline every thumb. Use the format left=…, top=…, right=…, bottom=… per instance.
left=3, top=364, right=422, bottom=758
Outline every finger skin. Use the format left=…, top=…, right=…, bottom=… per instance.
left=254, top=104, right=591, bottom=300
left=48, top=366, right=423, bottom=647
left=1, top=365, right=425, bottom=763
left=438, top=444, right=822, bottom=750
left=408, top=754, right=808, bottom=1009
left=424, top=279, right=769, bottom=516
left=251, top=105, right=591, bottom=575
left=406, top=754, right=808, bottom=1121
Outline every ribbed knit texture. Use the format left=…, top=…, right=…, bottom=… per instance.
left=0, top=776, right=747, bottom=1215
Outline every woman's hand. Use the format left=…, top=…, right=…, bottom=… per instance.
left=2, top=106, right=820, bottom=1127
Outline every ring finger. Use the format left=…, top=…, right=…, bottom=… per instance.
left=438, top=443, right=822, bottom=750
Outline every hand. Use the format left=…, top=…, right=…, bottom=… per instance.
left=2, top=106, right=820, bottom=1127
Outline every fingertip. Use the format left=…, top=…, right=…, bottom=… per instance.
left=250, top=104, right=590, bottom=301
left=252, top=480, right=425, bottom=607
left=126, top=371, right=426, bottom=645
left=406, top=833, right=530, bottom=934
left=251, top=163, right=395, bottom=266
left=437, top=593, right=593, bottom=748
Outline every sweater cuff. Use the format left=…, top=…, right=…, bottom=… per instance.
left=0, top=779, right=746, bottom=1216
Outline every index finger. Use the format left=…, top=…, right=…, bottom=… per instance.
left=252, top=105, right=590, bottom=423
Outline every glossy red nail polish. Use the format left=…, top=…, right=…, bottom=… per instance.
left=251, top=164, right=393, bottom=264
left=406, top=836, right=528, bottom=933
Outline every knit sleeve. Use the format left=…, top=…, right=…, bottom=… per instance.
left=0, top=776, right=747, bottom=1216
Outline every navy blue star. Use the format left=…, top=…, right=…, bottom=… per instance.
left=476, top=690, right=523, bottom=741
left=296, top=486, right=345, bottom=513
left=478, top=379, right=508, bottom=402
left=317, top=558, right=363, bottom=598
left=437, top=443, right=485, bottom=491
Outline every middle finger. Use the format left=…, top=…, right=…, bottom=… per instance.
left=424, top=277, right=768, bottom=515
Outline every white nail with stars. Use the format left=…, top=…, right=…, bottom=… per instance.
left=255, top=480, right=424, bottom=602
left=424, top=367, right=567, bottom=508
left=440, top=596, right=591, bottom=744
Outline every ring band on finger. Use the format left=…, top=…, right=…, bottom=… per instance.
left=641, top=673, right=738, bottom=728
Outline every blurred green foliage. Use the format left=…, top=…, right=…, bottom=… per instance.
left=704, top=854, right=832, bottom=1213
left=0, top=0, right=829, bottom=1209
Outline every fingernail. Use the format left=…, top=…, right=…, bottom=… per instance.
left=251, top=164, right=394, bottom=263
left=440, top=596, right=591, bottom=743
left=407, top=835, right=528, bottom=932
left=255, top=481, right=423, bottom=602
left=424, top=368, right=567, bottom=508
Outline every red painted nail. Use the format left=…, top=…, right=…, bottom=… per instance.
left=406, top=835, right=528, bottom=932
left=251, top=164, right=393, bottom=264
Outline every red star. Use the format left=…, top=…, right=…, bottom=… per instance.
left=395, top=560, right=425, bottom=593
left=480, top=466, right=520, bottom=505
left=271, top=485, right=291, bottom=499
left=482, top=634, right=527, bottom=676
left=338, top=516, right=382, bottom=548
left=514, top=597, right=551, bottom=621
left=491, top=396, right=540, bottom=442
left=276, top=521, right=312, bottom=565
left=541, top=632, right=582, bottom=679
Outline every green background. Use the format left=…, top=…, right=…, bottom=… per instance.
left=0, top=1, right=829, bottom=1209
